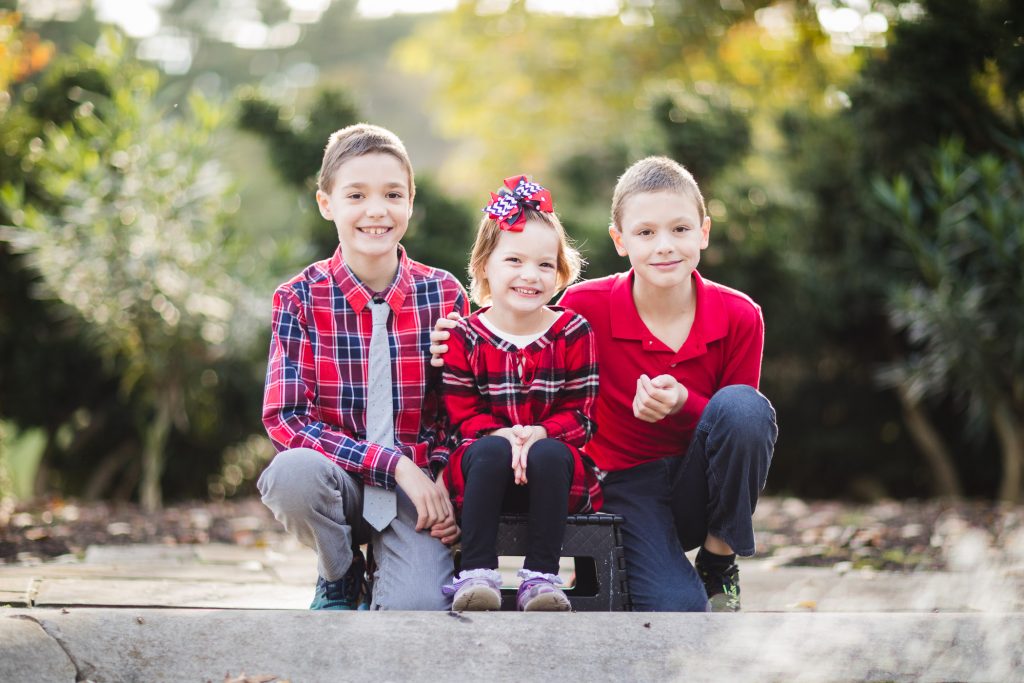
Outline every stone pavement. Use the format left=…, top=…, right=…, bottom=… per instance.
left=2, top=539, right=1024, bottom=681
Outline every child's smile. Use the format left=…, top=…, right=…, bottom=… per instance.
left=611, top=190, right=710, bottom=290
left=315, top=152, right=412, bottom=272
left=482, top=219, right=560, bottom=334
left=650, top=258, right=683, bottom=270
left=356, top=225, right=394, bottom=236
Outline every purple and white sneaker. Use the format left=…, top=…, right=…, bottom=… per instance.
left=516, top=569, right=571, bottom=612
left=443, top=568, right=502, bottom=611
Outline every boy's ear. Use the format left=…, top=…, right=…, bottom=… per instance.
left=608, top=225, right=628, bottom=257
left=315, top=190, right=332, bottom=220
left=700, top=215, right=711, bottom=250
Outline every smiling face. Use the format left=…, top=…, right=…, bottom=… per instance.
left=610, top=189, right=711, bottom=291
left=480, top=219, right=561, bottom=331
left=315, top=152, right=412, bottom=283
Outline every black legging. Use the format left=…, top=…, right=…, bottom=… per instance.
left=459, top=435, right=574, bottom=575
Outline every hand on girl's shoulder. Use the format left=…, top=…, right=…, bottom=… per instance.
left=429, top=311, right=463, bottom=367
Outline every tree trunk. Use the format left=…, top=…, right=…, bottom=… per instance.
left=140, top=397, right=172, bottom=512
left=991, top=401, right=1023, bottom=503
left=897, top=384, right=963, bottom=499
left=32, top=426, right=58, bottom=498
left=83, top=441, right=135, bottom=501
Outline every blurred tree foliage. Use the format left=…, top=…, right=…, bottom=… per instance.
left=850, top=0, right=1024, bottom=173
left=238, top=88, right=476, bottom=279
left=875, top=140, right=1024, bottom=502
left=238, top=86, right=361, bottom=257
left=2, top=18, right=103, bottom=505
left=395, top=0, right=774, bottom=190
left=0, top=11, right=127, bottom=501
left=840, top=0, right=1021, bottom=501
left=0, top=10, right=54, bottom=91
left=1, top=32, right=268, bottom=510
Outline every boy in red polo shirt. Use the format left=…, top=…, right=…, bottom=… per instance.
left=259, top=124, right=468, bottom=611
left=433, top=156, right=776, bottom=611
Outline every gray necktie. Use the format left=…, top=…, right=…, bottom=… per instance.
left=362, top=299, right=397, bottom=531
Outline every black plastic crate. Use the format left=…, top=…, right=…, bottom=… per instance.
left=493, top=512, right=631, bottom=611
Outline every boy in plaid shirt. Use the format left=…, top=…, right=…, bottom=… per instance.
left=259, top=124, right=468, bottom=610
left=440, top=176, right=601, bottom=612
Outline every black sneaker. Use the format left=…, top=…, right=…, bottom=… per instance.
left=310, top=551, right=366, bottom=610
left=698, top=562, right=741, bottom=612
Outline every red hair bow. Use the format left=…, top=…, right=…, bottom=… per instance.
left=482, top=175, right=554, bottom=232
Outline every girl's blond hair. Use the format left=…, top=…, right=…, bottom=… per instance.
left=468, top=208, right=582, bottom=306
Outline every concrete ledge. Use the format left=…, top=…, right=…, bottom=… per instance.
left=0, top=615, right=77, bottom=681
left=3, top=609, right=1023, bottom=682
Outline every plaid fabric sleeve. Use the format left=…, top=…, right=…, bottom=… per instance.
left=538, top=315, right=599, bottom=448
left=421, top=286, right=470, bottom=473
left=262, top=287, right=402, bottom=489
left=442, top=322, right=510, bottom=441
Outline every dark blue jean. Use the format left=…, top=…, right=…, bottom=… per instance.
left=600, top=385, right=777, bottom=612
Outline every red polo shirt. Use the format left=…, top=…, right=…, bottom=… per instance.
left=558, top=269, right=764, bottom=471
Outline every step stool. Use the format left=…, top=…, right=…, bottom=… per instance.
left=494, top=512, right=631, bottom=611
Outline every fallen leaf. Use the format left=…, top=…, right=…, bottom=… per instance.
left=223, top=673, right=283, bottom=683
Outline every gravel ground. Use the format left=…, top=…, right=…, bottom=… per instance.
left=3, top=496, right=1023, bottom=572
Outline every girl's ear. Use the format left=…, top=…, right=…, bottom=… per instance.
left=608, top=225, right=628, bottom=257
left=316, top=190, right=332, bottom=220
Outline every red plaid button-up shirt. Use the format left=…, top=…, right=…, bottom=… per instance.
left=262, top=245, right=469, bottom=490
left=442, top=308, right=603, bottom=513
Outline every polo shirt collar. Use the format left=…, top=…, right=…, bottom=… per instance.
left=609, top=269, right=728, bottom=362
left=609, top=271, right=646, bottom=341
left=329, top=244, right=412, bottom=315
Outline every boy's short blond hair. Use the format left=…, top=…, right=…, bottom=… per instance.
left=317, top=123, right=415, bottom=199
left=468, top=208, right=582, bottom=306
left=610, top=156, right=706, bottom=229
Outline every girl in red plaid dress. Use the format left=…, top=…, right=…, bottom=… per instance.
left=441, top=176, right=602, bottom=612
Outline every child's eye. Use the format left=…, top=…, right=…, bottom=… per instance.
left=637, top=229, right=653, bottom=237
left=674, top=225, right=690, bottom=232
left=348, top=193, right=364, bottom=200
left=505, top=257, right=521, bottom=263
left=540, top=262, right=555, bottom=269
left=387, top=191, right=404, bottom=199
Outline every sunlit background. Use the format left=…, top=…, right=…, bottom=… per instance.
left=1, top=0, right=1021, bottom=511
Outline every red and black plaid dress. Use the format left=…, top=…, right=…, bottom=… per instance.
left=442, top=307, right=603, bottom=513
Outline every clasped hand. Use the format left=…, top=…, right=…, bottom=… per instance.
left=633, top=373, right=688, bottom=423
left=430, top=315, right=547, bottom=484
left=491, top=425, right=547, bottom=485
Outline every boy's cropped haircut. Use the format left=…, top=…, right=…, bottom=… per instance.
left=611, top=156, right=706, bottom=228
left=468, top=208, right=582, bottom=307
left=318, top=123, right=415, bottom=198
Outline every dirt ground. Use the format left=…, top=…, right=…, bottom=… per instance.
left=2, top=495, right=1023, bottom=571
